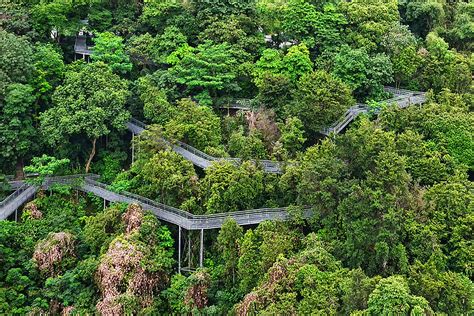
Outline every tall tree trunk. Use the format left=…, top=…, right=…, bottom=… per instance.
left=85, top=138, right=97, bottom=174
left=15, top=158, right=24, bottom=180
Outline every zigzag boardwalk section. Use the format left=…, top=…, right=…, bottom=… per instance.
left=321, top=87, right=427, bottom=136
left=128, top=87, right=426, bottom=172
left=126, top=118, right=284, bottom=173
left=1, top=175, right=307, bottom=270
left=0, top=87, right=425, bottom=269
left=1, top=175, right=300, bottom=229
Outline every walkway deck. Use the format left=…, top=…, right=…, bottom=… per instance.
left=1, top=175, right=308, bottom=230
left=128, top=87, right=426, bottom=173
left=127, top=118, right=284, bottom=173
left=320, top=87, right=426, bottom=136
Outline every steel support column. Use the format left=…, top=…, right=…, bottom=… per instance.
left=199, top=229, right=204, bottom=268
left=178, top=226, right=182, bottom=274
left=188, top=233, right=191, bottom=268
left=131, top=133, right=135, bottom=165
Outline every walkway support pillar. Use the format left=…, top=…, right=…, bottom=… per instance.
left=131, top=133, right=135, bottom=165
left=178, top=226, right=181, bottom=274
left=199, top=229, right=204, bottom=268
left=103, top=198, right=106, bottom=210
left=188, top=233, right=191, bottom=268
left=15, top=209, right=17, bottom=222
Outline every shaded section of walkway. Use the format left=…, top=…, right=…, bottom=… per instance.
left=0, top=185, right=37, bottom=220
left=74, top=34, right=93, bottom=56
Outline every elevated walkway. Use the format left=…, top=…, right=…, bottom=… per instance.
left=1, top=174, right=307, bottom=271
left=1, top=175, right=309, bottom=230
left=127, top=87, right=425, bottom=172
left=320, top=87, right=426, bottom=136
left=127, top=118, right=284, bottom=173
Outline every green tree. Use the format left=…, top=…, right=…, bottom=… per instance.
left=366, top=276, right=432, bottom=315
left=287, top=70, right=354, bottom=134
left=192, top=0, right=257, bottom=23
left=92, top=32, right=132, bottom=74
left=136, top=150, right=198, bottom=207
left=140, top=0, right=193, bottom=34
left=253, top=44, right=312, bottom=87
left=276, top=117, right=306, bottom=158
left=423, top=176, right=474, bottom=276
left=126, top=26, right=188, bottom=70
left=202, top=161, right=264, bottom=213
left=24, top=155, right=70, bottom=186
left=32, top=43, right=65, bottom=102
left=418, top=33, right=472, bottom=93
left=168, top=41, right=239, bottom=105
left=443, top=2, right=474, bottom=51
left=256, top=220, right=301, bottom=272
left=137, top=75, right=176, bottom=125
left=381, top=24, right=421, bottom=88
left=217, top=218, right=244, bottom=286
left=125, top=33, right=156, bottom=70
left=198, top=16, right=263, bottom=57
left=339, top=0, right=399, bottom=51
left=164, top=98, right=222, bottom=150
left=256, top=72, right=293, bottom=116
left=282, top=140, right=346, bottom=215
left=0, top=30, right=33, bottom=92
left=228, top=128, right=268, bottom=160
left=332, top=45, right=393, bottom=100
left=0, top=84, right=37, bottom=177
left=40, top=62, right=129, bottom=173
left=408, top=255, right=474, bottom=315
left=283, top=1, right=346, bottom=51
left=153, top=26, right=188, bottom=64
left=163, top=274, right=188, bottom=314
left=237, top=229, right=261, bottom=295
left=282, top=43, right=313, bottom=82
left=401, top=0, right=445, bottom=37
left=0, top=0, right=31, bottom=35
left=30, top=0, right=76, bottom=41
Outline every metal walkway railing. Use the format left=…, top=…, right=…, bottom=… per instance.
left=128, top=87, right=426, bottom=169
left=127, top=118, right=285, bottom=173
left=1, top=175, right=309, bottom=230
left=320, top=87, right=426, bottom=136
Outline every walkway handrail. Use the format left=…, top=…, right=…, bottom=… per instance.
left=220, top=99, right=254, bottom=110
left=84, top=178, right=195, bottom=220
left=129, top=117, right=147, bottom=129
left=2, top=174, right=308, bottom=229
left=0, top=184, right=30, bottom=208
left=173, top=140, right=218, bottom=162
left=128, top=119, right=285, bottom=173
left=321, top=88, right=426, bottom=135
left=84, top=178, right=296, bottom=221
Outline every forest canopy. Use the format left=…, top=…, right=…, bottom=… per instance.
left=0, top=0, right=473, bottom=315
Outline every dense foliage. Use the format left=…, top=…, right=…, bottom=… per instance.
left=0, top=0, right=472, bottom=315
